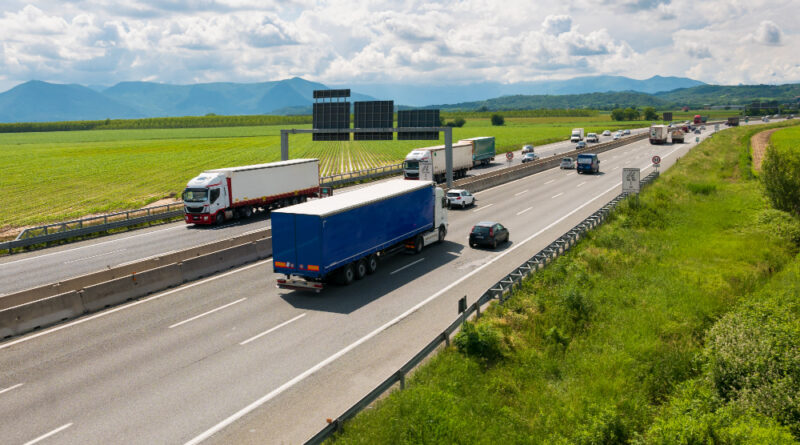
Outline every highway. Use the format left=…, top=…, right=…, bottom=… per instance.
left=0, top=128, right=646, bottom=296
left=0, top=124, right=713, bottom=444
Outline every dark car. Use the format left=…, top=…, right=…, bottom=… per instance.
left=469, top=221, right=509, bottom=249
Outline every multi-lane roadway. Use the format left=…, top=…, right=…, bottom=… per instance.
left=1, top=123, right=725, bottom=444
left=0, top=128, right=647, bottom=296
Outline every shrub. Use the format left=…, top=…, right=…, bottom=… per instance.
left=454, top=321, right=506, bottom=363
left=762, top=144, right=800, bottom=216
left=491, top=114, right=505, bottom=126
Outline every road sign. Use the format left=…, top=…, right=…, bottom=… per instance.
left=506, top=152, right=514, bottom=161
left=622, top=168, right=641, bottom=194
left=652, top=155, right=661, bottom=165
left=419, top=159, right=433, bottom=181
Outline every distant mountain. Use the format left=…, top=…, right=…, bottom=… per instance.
left=432, top=91, right=670, bottom=112
left=657, top=83, right=800, bottom=107
left=336, top=75, right=706, bottom=107
left=0, top=80, right=143, bottom=122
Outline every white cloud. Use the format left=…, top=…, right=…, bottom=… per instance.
left=542, top=15, right=572, bottom=35
left=751, top=20, right=784, bottom=46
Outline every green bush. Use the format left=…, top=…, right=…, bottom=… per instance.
left=762, top=144, right=800, bottom=216
left=490, top=114, right=505, bottom=126
left=453, top=321, right=506, bottom=363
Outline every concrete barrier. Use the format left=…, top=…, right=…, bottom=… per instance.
left=254, top=237, right=272, bottom=259
left=80, top=263, right=183, bottom=312
left=180, top=242, right=260, bottom=283
left=0, top=291, right=85, bottom=338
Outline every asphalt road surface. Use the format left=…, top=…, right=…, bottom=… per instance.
left=0, top=124, right=726, bottom=444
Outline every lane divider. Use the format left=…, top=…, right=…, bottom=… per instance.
left=169, top=298, right=247, bottom=329
left=240, top=313, right=307, bottom=346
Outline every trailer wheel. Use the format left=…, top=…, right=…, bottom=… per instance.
left=366, top=254, right=378, bottom=274
left=338, top=264, right=355, bottom=285
left=355, top=259, right=368, bottom=280
left=242, top=206, right=253, bottom=218
left=414, top=235, right=424, bottom=254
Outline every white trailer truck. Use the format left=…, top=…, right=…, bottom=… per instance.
left=570, top=128, right=584, bottom=142
left=649, top=125, right=669, bottom=145
left=403, top=141, right=474, bottom=183
left=182, top=159, right=320, bottom=225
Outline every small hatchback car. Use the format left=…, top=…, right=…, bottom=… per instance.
left=560, top=157, right=575, bottom=169
left=469, top=221, right=509, bottom=249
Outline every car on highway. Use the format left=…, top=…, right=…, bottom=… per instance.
left=694, top=129, right=701, bottom=134
left=521, top=152, right=539, bottom=163
left=576, top=153, right=600, bottom=174
left=521, top=144, right=534, bottom=154
left=576, top=141, right=587, bottom=149
left=602, top=130, right=611, bottom=136
left=446, top=189, right=475, bottom=209
left=560, top=157, right=575, bottom=169
left=623, top=129, right=631, bottom=135
left=469, top=221, right=509, bottom=249
left=586, top=133, right=599, bottom=143
left=613, top=133, right=621, bottom=140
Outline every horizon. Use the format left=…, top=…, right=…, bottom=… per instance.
left=0, top=1, right=798, bottom=93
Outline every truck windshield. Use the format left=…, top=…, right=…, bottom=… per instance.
left=404, top=160, right=419, bottom=170
left=183, top=188, right=208, bottom=202
left=577, top=157, right=593, bottom=164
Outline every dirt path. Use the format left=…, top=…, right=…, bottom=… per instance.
left=751, top=128, right=779, bottom=172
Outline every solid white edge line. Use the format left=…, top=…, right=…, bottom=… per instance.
left=184, top=179, right=626, bottom=445
left=472, top=203, right=494, bottom=212
left=0, top=383, right=23, bottom=395
left=169, top=298, right=247, bottom=329
left=2, top=226, right=187, bottom=266
left=23, top=423, right=73, bottom=445
left=516, top=207, right=533, bottom=216
left=390, top=258, right=425, bottom=275
left=240, top=313, right=307, bottom=346
left=0, top=259, right=273, bottom=351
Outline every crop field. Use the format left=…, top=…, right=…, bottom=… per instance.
left=1, top=115, right=652, bottom=230
left=769, top=124, right=800, bottom=150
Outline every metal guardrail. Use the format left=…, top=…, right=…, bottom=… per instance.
left=306, top=170, right=660, bottom=444
left=0, top=165, right=405, bottom=254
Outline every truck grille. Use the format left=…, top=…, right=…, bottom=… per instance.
left=186, top=206, right=205, bottom=213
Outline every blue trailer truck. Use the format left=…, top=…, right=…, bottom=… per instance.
left=273, top=179, right=448, bottom=292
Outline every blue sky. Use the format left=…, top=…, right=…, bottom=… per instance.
left=0, top=0, right=797, bottom=92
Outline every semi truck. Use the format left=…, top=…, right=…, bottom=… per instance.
left=570, top=128, right=584, bottom=142
left=273, top=179, right=448, bottom=292
left=694, top=115, right=702, bottom=124
left=182, top=159, right=320, bottom=225
left=649, top=125, right=669, bottom=144
left=726, top=117, right=740, bottom=126
left=460, top=136, right=496, bottom=166
left=403, top=141, right=473, bottom=182
left=670, top=128, right=685, bottom=143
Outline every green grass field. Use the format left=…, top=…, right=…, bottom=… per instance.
left=770, top=123, right=800, bottom=150
left=324, top=121, right=800, bottom=443
left=0, top=116, right=652, bottom=229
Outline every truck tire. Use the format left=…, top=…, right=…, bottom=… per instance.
left=338, top=264, right=355, bottom=285
left=215, top=213, right=225, bottom=225
left=366, top=254, right=378, bottom=274
left=438, top=226, right=446, bottom=243
left=414, top=235, right=424, bottom=254
left=355, top=259, right=368, bottom=280
left=242, top=206, right=253, bottom=218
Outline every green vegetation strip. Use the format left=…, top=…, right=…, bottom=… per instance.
left=327, top=122, right=800, bottom=444
left=1, top=116, right=649, bottom=230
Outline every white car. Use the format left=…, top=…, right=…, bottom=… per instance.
left=446, top=189, right=475, bottom=208
left=602, top=130, right=611, bottom=136
left=560, top=157, right=575, bottom=169
left=521, top=145, right=534, bottom=154
left=586, top=133, right=599, bottom=142
left=623, top=129, right=631, bottom=135
left=613, top=133, right=621, bottom=140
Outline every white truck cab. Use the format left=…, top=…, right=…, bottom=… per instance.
left=183, top=173, right=230, bottom=224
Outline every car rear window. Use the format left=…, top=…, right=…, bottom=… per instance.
left=446, top=192, right=460, bottom=198
left=577, top=156, right=594, bottom=164
left=472, top=226, right=490, bottom=234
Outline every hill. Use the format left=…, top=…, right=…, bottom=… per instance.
left=0, top=81, right=143, bottom=122
left=658, top=83, right=800, bottom=107
left=432, top=91, right=669, bottom=111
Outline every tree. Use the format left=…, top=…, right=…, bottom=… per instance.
left=762, top=144, right=800, bottom=216
left=453, top=117, right=466, bottom=127
left=643, top=107, right=658, bottom=120
left=611, top=108, right=625, bottom=121
left=491, top=114, right=505, bottom=126
left=623, top=107, right=640, bottom=121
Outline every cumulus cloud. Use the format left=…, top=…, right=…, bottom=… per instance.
left=542, top=15, right=572, bottom=35
left=751, top=20, right=783, bottom=46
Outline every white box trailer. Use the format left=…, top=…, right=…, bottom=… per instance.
left=183, top=159, right=320, bottom=225
left=403, top=141, right=474, bottom=182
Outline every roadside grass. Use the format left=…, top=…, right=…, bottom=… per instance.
left=325, top=122, right=800, bottom=443
left=2, top=117, right=645, bottom=229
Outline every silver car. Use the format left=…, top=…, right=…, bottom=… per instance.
left=521, top=144, right=534, bottom=154
left=560, top=157, right=575, bottom=169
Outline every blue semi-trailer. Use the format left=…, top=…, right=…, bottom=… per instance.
left=273, top=179, right=449, bottom=292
